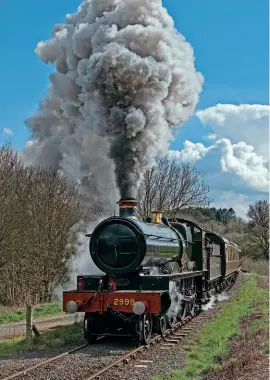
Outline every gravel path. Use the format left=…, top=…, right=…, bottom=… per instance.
left=0, top=274, right=243, bottom=380
left=0, top=313, right=84, bottom=340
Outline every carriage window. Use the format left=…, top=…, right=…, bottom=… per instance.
left=213, top=243, right=220, bottom=256
left=193, top=230, right=202, bottom=241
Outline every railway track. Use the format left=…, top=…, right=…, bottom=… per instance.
left=84, top=312, right=210, bottom=380
left=0, top=311, right=219, bottom=380
left=1, top=279, right=239, bottom=380
left=1, top=315, right=199, bottom=380
left=1, top=343, right=89, bottom=380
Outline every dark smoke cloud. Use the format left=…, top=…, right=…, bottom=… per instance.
left=25, top=0, right=203, bottom=200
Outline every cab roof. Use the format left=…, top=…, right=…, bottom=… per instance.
left=169, top=217, right=241, bottom=250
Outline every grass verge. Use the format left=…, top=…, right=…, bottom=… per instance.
left=0, top=323, right=84, bottom=356
left=0, top=302, right=62, bottom=324
left=152, top=274, right=269, bottom=380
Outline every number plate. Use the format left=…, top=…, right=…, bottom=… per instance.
left=113, top=298, right=135, bottom=306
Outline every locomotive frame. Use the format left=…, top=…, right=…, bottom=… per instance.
left=63, top=199, right=241, bottom=345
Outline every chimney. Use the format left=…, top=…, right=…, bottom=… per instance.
left=117, top=198, right=138, bottom=218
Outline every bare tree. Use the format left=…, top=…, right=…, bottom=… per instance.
left=0, top=146, right=25, bottom=272
left=138, top=156, right=210, bottom=219
left=247, top=200, right=269, bottom=260
left=0, top=152, right=83, bottom=308
left=18, top=166, right=82, bottom=304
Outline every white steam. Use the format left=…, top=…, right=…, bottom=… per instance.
left=67, top=219, right=105, bottom=289
left=25, top=0, right=203, bottom=200
left=167, top=280, right=183, bottom=322
left=23, top=132, right=119, bottom=215
left=217, top=291, right=229, bottom=302
left=201, top=291, right=229, bottom=311
left=53, top=218, right=105, bottom=300
left=149, top=266, right=160, bottom=275
left=201, top=294, right=215, bottom=311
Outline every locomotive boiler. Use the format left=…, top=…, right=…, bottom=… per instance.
left=89, top=198, right=193, bottom=276
left=63, top=198, right=241, bottom=345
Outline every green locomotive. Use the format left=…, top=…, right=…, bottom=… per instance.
left=63, top=198, right=241, bottom=344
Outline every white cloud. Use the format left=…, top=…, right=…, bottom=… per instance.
left=168, top=140, right=212, bottom=164
left=218, top=138, right=269, bottom=193
left=196, top=104, right=269, bottom=158
left=207, top=133, right=217, bottom=141
left=169, top=138, right=269, bottom=193
left=3, top=128, right=14, bottom=136
left=212, top=192, right=250, bottom=219
left=24, top=140, right=37, bottom=148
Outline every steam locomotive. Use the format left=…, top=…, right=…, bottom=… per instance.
left=63, top=198, right=241, bottom=345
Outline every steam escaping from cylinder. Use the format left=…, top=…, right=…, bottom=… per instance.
left=25, top=0, right=203, bottom=200
left=201, top=291, right=229, bottom=311
left=167, top=280, right=183, bottom=322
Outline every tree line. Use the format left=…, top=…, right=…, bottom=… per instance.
left=0, top=146, right=268, bottom=308
left=0, top=146, right=83, bottom=307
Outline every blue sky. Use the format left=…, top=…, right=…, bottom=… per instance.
left=0, top=0, right=269, bottom=216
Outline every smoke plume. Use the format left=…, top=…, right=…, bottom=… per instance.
left=25, top=0, right=203, bottom=200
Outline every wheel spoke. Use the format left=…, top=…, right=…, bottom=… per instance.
left=142, top=314, right=152, bottom=344
left=157, top=314, right=166, bottom=334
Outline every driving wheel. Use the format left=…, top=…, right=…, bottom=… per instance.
left=136, top=314, right=153, bottom=345
left=156, top=314, right=167, bottom=335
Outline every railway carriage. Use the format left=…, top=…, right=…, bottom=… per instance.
left=63, top=199, right=241, bottom=345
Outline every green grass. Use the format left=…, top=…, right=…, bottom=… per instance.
left=152, top=274, right=268, bottom=380
left=0, top=323, right=84, bottom=356
left=0, top=302, right=62, bottom=324
left=249, top=283, right=268, bottom=333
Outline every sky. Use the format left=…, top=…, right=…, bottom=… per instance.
left=0, top=0, right=269, bottom=217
